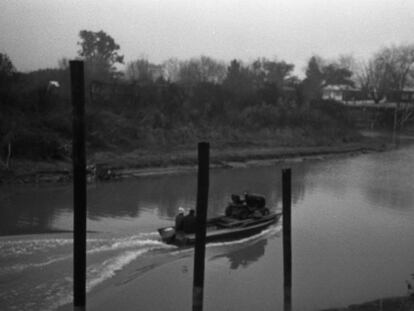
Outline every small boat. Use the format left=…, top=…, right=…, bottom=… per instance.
left=158, top=211, right=282, bottom=246
left=159, top=193, right=282, bottom=246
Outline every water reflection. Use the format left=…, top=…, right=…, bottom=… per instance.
left=358, top=151, right=414, bottom=211
left=0, top=162, right=307, bottom=236
left=211, top=239, right=268, bottom=270
left=0, top=185, right=71, bottom=235
left=303, top=147, right=414, bottom=212
left=6, top=143, right=414, bottom=235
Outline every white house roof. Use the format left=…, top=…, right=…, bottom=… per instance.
left=323, top=84, right=357, bottom=91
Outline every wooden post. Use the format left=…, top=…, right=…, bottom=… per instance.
left=70, top=60, right=87, bottom=308
left=393, top=104, right=398, bottom=145
left=282, top=168, right=292, bottom=311
left=192, top=142, right=210, bottom=311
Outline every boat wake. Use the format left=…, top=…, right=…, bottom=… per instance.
left=0, top=225, right=281, bottom=311
left=0, top=232, right=175, bottom=311
left=207, top=223, right=282, bottom=248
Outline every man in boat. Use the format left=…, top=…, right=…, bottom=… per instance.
left=183, top=209, right=197, bottom=234
left=175, top=207, right=185, bottom=232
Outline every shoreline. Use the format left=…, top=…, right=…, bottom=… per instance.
left=0, top=137, right=391, bottom=184
left=322, top=295, right=414, bottom=311
left=114, top=142, right=386, bottom=178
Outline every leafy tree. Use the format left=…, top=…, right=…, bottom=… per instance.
left=187, top=82, right=229, bottom=122
left=249, top=58, right=294, bottom=88
left=0, top=53, right=15, bottom=80
left=263, top=59, right=295, bottom=88
left=297, top=57, right=321, bottom=106
left=77, top=30, right=124, bottom=80
left=323, top=64, right=353, bottom=87
left=301, top=56, right=354, bottom=105
left=0, top=53, right=16, bottom=93
left=262, top=59, right=295, bottom=105
left=250, top=58, right=267, bottom=89
left=0, top=53, right=18, bottom=111
left=223, top=58, right=296, bottom=108
left=223, top=60, right=254, bottom=96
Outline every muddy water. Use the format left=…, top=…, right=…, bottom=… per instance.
left=1, top=143, right=414, bottom=310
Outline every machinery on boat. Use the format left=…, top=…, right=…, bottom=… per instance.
left=225, top=193, right=270, bottom=219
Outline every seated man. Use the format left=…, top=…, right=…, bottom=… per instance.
left=175, top=207, right=185, bottom=232
left=182, top=209, right=197, bottom=234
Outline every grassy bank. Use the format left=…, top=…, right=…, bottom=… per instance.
left=0, top=134, right=390, bottom=184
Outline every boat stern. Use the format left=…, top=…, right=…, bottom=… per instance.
left=158, top=227, right=176, bottom=243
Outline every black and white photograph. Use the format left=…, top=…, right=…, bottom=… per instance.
left=1, top=1, right=414, bottom=310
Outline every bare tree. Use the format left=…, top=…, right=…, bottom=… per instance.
left=58, top=57, right=69, bottom=70
left=376, top=45, right=414, bottom=130
left=177, top=56, right=226, bottom=86
left=362, top=58, right=390, bottom=103
left=126, top=59, right=154, bottom=83
left=162, top=58, right=181, bottom=82
left=359, top=44, right=414, bottom=103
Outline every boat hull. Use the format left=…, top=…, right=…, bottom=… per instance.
left=158, top=212, right=281, bottom=246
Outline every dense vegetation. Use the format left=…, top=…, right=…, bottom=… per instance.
left=0, top=30, right=367, bottom=166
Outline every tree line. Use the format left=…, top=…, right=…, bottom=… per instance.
left=1, top=30, right=413, bottom=164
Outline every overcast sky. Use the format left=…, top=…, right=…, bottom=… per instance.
left=1, top=0, right=414, bottom=75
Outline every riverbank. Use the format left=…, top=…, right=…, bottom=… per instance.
left=323, top=295, right=414, bottom=310
left=0, top=135, right=391, bottom=184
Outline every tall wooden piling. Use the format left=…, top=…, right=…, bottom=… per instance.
left=192, top=142, right=210, bottom=311
left=70, top=60, right=87, bottom=308
left=282, top=168, right=292, bottom=311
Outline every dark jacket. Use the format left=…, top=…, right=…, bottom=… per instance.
left=175, top=214, right=184, bottom=231
left=183, top=214, right=197, bottom=234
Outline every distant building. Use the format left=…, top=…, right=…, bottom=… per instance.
left=387, top=88, right=414, bottom=103
left=323, top=84, right=414, bottom=106
left=322, top=84, right=359, bottom=102
left=47, top=80, right=60, bottom=89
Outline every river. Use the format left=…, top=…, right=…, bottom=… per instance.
left=1, top=141, right=414, bottom=310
